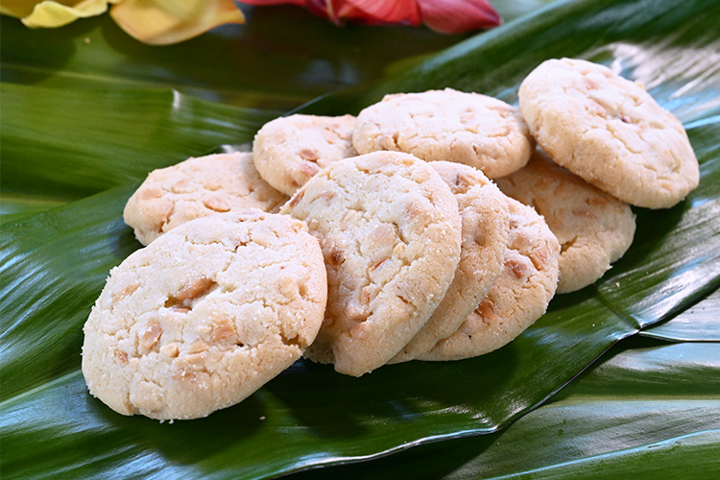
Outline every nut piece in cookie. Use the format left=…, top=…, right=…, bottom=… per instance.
left=519, top=58, right=699, bottom=209
left=495, top=148, right=636, bottom=293
left=82, top=211, right=327, bottom=420
left=123, top=152, right=288, bottom=245
left=390, top=161, right=510, bottom=362
left=282, top=151, right=462, bottom=377
left=419, top=197, right=560, bottom=361
left=353, top=88, right=534, bottom=178
left=253, top=114, right=357, bottom=196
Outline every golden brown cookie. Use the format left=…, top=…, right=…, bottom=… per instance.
left=352, top=88, right=534, bottom=178
left=124, top=152, right=287, bottom=245
left=281, top=151, right=462, bottom=377
left=390, top=162, right=509, bottom=362
left=519, top=58, right=699, bottom=209
left=495, top=149, right=636, bottom=293
left=82, top=211, right=327, bottom=420
left=418, top=197, right=559, bottom=361
left=253, top=114, right=357, bottom=195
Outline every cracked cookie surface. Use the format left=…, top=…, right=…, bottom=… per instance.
left=419, top=197, right=559, bottom=361
left=253, top=114, right=357, bottom=196
left=496, top=149, right=636, bottom=293
left=123, top=152, right=288, bottom=245
left=391, top=161, right=509, bottom=362
left=519, top=58, right=699, bottom=209
left=282, top=151, right=462, bottom=377
left=82, top=211, right=327, bottom=420
left=352, top=88, right=534, bottom=178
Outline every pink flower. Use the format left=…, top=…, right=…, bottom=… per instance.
left=239, top=0, right=501, bottom=33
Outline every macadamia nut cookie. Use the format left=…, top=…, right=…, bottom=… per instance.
left=352, top=89, right=534, bottom=178
left=391, top=162, right=509, bottom=362
left=519, top=58, right=699, bottom=209
left=82, top=211, right=327, bottom=420
left=124, top=153, right=288, bottom=245
left=495, top=149, right=636, bottom=293
left=419, top=197, right=559, bottom=361
left=253, top=114, right=357, bottom=195
left=282, top=151, right=462, bottom=377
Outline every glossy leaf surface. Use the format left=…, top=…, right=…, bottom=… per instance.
left=641, top=287, right=720, bottom=342
left=285, top=340, right=720, bottom=480
left=0, top=6, right=466, bottom=109
left=0, top=84, right=280, bottom=202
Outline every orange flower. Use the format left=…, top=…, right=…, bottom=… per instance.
left=239, top=0, right=501, bottom=33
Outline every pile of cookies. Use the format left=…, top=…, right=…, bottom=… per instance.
left=82, top=58, right=699, bottom=420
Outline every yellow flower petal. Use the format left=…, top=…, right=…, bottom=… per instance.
left=14, top=0, right=111, bottom=28
left=110, top=0, right=245, bottom=45
left=0, top=0, right=40, bottom=18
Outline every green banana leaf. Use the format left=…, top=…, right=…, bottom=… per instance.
left=1, top=0, right=719, bottom=479
left=286, top=338, right=720, bottom=480
left=0, top=84, right=282, bottom=204
left=0, top=5, right=472, bottom=110
left=641, top=286, right=720, bottom=342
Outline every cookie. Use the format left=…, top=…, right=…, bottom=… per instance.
left=495, top=148, right=636, bottom=293
left=352, top=88, right=534, bottom=178
left=82, top=211, right=327, bottom=420
left=519, top=58, right=699, bottom=209
left=281, top=151, right=462, bottom=377
left=253, top=114, right=357, bottom=195
left=390, top=162, right=510, bottom=362
left=123, top=152, right=288, bottom=245
left=418, top=197, right=559, bottom=361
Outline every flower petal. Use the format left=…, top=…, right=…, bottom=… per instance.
left=331, top=0, right=421, bottom=26
left=305, top=0, right=333, bottom=23
left=8, top=0, right=111, bottom=28
left=0, top=0, right=42, bottom=18
left=417, top=0, right=500, bottom=34
left=235, top=0, right=305, bottom=6
left=110, top=0, right=245, bottom=45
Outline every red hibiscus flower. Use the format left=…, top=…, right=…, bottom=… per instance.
left=238, top=0, right=501, bottom=34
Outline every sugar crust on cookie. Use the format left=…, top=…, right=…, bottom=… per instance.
left=519, top=58, right=699, bottom=209
left=253, top=114, right=357, bottom=196
left=82, top=211, right=327, bottom=420
left=352, top=88, right=534, bottom=178
left=282, top=151, right=462, bottom=377
left=495, top=149, right=636, bottom=293
left=390, top=161, right=509, bottom=362
left=419, top=197, right=559, bottom=361
left=124, top=153, right=288, bottom=245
